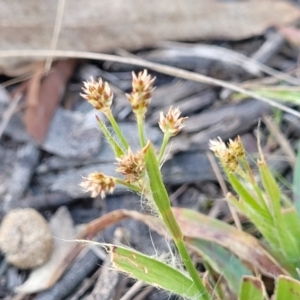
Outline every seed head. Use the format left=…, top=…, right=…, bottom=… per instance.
left=116, top=148, right=146, bottom=183
left=80, top=172, right=116, bottom=198
left=159, top=106, right=187, bottom=136
left=209, top=137, right=227, bottom=158
left=228, top=136, right=245, bottom=158
left=127, top=70, right=155, bottom=117
left=81, top=77, right=113, bottom=112
left=132, top=69, right=155, bottom=94
left=209, top=137, right=238, bottom=172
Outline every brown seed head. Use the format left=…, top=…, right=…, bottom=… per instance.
left=80, top=172, right=116, bottom=198
left=158, top=106, right=188, bottom=136
left=116, top=148, right=146, bottom=183
left=81, top=77, right=113, bottom=112
left=127, top=70, right=155, bottom=116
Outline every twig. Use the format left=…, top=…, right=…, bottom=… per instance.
left=263, top=114, right=296, bottom=168
left=0, top=72, right=34, bottom=89
left=157, top=40, right=298, bottom=85
left=120, top=281, right=145, bottom=300
left=0, top=50, right=299, bottom=118
left=44, top=0, right=66, bottom=72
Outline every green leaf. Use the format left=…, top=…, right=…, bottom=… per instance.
left=227, top=172, right=272, bottom=221
left=259, top=161, right=281, bottom=216
left=274, top=275, right=300, bottom=300
left=282, top=209, right=300, bottom=248
left=239, top=276, right=266, bottom=300
left=227, top=173, right=268, bottom=214
left=110, top=245, right=203, bottom=299
left=233, top=87, right=300, bottom=105
left=259, top=160, right=300, bottom=263
left=190, top=239, right=252, bottom=295
left=226, top=183, right=281, bottom=255
left=293, top=142, right=300, bottom=217
left=144, top=142, right=211, bottom=299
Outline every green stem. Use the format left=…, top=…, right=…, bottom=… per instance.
left=106, top=111, right=129, bottom=150
left=96, top=115, right=124, bottom=158
left=158, top=133, right=170, bottom=164
left=115, top=178, right=142, bottom=194
left=144, top=142, right=211, bottom=300
left=137, top=114, right=146, bottom=147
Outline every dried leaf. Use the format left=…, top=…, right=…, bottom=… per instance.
left=172, top=208, right=288, bottom=278
left=24, top=59, right=76, bottom=142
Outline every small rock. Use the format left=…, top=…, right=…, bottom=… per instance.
left=0, top=208, right=53, bottom=269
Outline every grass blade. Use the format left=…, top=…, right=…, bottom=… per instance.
left=259, top=160, right=300, bottom=263
left=293, top=141, right=300, bottom=217
left=110, top=245, right=203, bottom=299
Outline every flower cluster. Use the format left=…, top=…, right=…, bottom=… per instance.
left=116, top=147, right=146, bottom=183
left=126, top=70, right=155, bottom=117
left=79, top=70, right=188, bottom=199
left=81, top=77, right=113, bottom=113
left=159, top=106, right=187, bottom=137
left=79, top=172, right=115, bottom=198
left=209, top=136, right=245, bottom=172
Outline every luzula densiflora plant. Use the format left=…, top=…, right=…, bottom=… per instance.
left=79, top=70, right=211, bottom=299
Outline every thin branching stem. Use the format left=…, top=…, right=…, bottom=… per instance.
left=158, top=133, right=170, bottom=164
left=115, top=178, right=142, bottom=194
left=106, top=110, right=129, bottom=150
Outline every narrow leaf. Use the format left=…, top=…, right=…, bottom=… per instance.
left=259, top=161, right=281, bottom=216
left=227, top=172, right=272, bottom=221
left=259, top=160, right=300, bottom=262
left=110, top=245, right=202, bottom=299
left=282, top=209, right=300, bottom=255
left=293, top=141, right=300, bottom=217
left=233, top=88, right=300, bottom=105
left=226, top=193, right=280, bottom=252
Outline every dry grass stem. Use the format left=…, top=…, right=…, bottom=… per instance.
left=263, top=114, right=296, bottom=168
left=44, top=0, right=66, bottom=72
left=119, top=280, right=145, bottom=300
left=0, top=49, right=300, bottom=118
